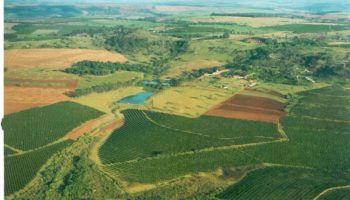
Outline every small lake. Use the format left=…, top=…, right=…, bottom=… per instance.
left=118, top=92, right=154, bottom=105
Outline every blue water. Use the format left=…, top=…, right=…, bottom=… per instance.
left=118, top=92, right=154, bottom=105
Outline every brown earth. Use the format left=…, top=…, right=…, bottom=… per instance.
left=205, top=92, right=286, bottom=123
left=67, top=115, right=125, bottom=140
left=226, top=94, right=286, bottom=111
left=5, top=48, right=127, bottom=70
left=67, top=115, right=115, bottom=140
left=4, top=86, right=72, bottom=114
left=96, top=118, right=125, bottom=136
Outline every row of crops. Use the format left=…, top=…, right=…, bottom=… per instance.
left=214, top=86, right=350, bottom=199
left=4, top=101, right=105, bottom=196
left=99, top=109, right=279, bottom=164
left=5, top=141, right=73, bottom=195
left=3, top=101, right=104, bottom=150
left=145, top=110, right=279, bottom=139
left=216, top=167, right=350, bottom=200
left=104, top=148, right=259, bottom=183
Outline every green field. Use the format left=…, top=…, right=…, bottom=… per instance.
left=99, top=86, right=350, bottom=198
left=77, top=71, right=143, bottom=90
left=99, top=109, right=281, bottom=182
left=4, top=1, right=350, bottom=199
left=5, top=141, right=73, bottom=195
left=3, top=101, right=104, bottom=150
left=216, top=167, right=349, bottom=200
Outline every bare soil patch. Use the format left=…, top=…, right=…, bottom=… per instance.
left=205, top=92, right=286, bottom=123
left=227, top=94, right=285, bottom=111
left=5, top=48, right=127, bottom=70
left=5, top=86, right=72, bottom=114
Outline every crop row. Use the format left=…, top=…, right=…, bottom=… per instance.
left=5, top=141, right=73, bottom=195
left=104, top=148, right=259, bottom=183
left=216, top=167, right=350, bottom=200
left=144, top=110, right=279, bottom=139
left=3, top=101, right=104, bottom=150
left=99, top=109, right=278, bottom=164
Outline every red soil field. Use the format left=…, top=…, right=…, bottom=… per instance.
left=227, top=94, right=286, bottom=111
left=67, top=115, right=125, bottom=140
left=205, top=92, right=287, bottom=123
left=4, top=86, right=72, bottom=114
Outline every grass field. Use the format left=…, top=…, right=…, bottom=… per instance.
left=191, top=16, right=306, bottom=27
left=77, top=71, right=143, bottom=90
left=3, top=101, right=104, bottom=150
left=4, top=48, right=127, bottom=70
left=149, top=86, right=231, bottom=117
left=72, top=86, right=144, bottom=113
left=165, top=39, right=257, bottom=76
left=5, top=68, right=80, bottom=80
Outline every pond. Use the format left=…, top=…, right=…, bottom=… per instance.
left=117, top=92, right=154, bottom=105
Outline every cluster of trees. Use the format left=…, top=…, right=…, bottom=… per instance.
left=224, top=37, right=345, bottom=84
left=66, top=79, right=135, bottom=97
left=64, top=60, right=171, bottom=76
left=64, top=61, right=147, bottom=76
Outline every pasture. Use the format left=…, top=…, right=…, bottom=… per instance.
left=77, top=71, right=143, bottom=90
left=72, top=86, right=144, bottom=113
left=165, top=39, right=257, bottom=76
left=191, top=16, right=306, bottom=27
left=149, top=86, right=230, bottom=117
left=4, top=48, right=127, bottom=70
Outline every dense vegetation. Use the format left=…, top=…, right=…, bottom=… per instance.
left=3, top=102, right=104, bottom=150
left=64, top=61, right=154, bottom=76
left=224, top=38, right=350, bottom=84
left=5, top=141, right=73, bottom=195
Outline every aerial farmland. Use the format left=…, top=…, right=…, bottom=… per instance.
left=2, top=0, right=350, bottom=199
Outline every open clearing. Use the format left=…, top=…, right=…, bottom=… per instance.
left=72, top=86, right=144, bottom=113
left=149, top=86, right=230, bottom=117
left=5, top=48, right=127, bottom=70
left=205, top=90, right=287, bottom=123
left=5, top=86, right=72, bottom=114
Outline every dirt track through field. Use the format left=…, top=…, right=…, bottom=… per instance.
left=67, top=115, right=116, bottom=140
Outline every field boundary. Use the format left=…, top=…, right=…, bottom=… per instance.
left=312, top=185, right=350, bottom=200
